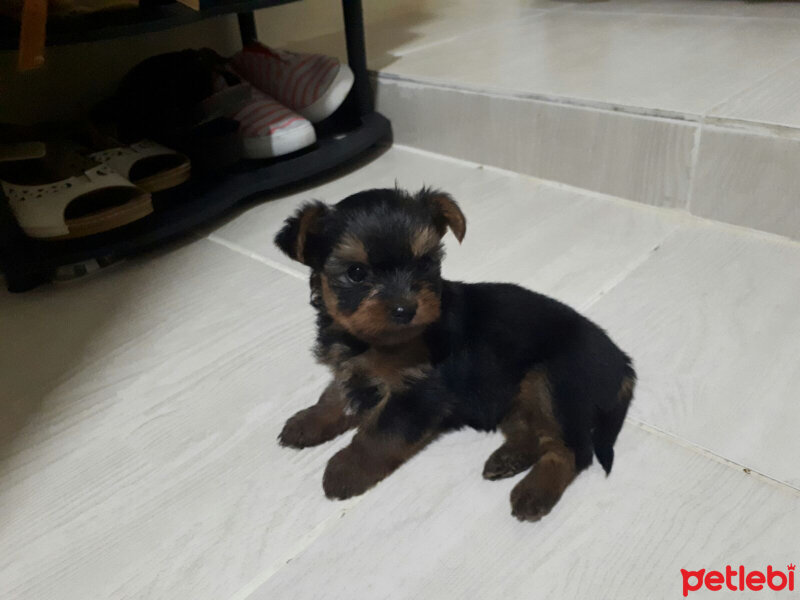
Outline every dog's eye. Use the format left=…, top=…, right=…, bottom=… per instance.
left=346, top=264, right=368, bottom=283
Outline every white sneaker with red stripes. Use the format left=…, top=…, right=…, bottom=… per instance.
left=231, top=43, right=355, bottom=123
left=214, top=74, right=316, bottom=159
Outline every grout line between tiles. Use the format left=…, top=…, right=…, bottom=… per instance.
left=578, top=237, right=674, bottom=312
left=684, top=118, right=704, bottom=214
left=625, top=417, right=800, bottom=498
left=375, top=72, right=701, bottom=123
left=207, top=234, right=307, bottom=281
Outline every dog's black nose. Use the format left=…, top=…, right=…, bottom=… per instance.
left=390, top=303, right=417, bottom=324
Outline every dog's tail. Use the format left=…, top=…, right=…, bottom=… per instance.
left=593, top=363, right=636, bottom=475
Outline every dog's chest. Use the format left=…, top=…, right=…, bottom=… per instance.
left=319, top=334, right=430, bottom=392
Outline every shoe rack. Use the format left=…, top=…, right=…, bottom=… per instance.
left=0, top=0, right=392, bottom=292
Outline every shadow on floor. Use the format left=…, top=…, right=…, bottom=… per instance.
left=0, top=234, right=200, bottom=474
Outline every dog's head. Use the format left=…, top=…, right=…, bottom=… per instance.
left=275, top=187, right=466, bottom=346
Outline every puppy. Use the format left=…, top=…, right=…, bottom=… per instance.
left=275, top=187, right=635, bottom=521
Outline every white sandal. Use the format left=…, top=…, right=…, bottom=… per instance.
left=88, top=139, right=191, bottom=193
left=1, top=146, right=151, bottom=240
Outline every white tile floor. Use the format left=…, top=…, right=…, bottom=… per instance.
left=2, top=146, right=799, bottom=599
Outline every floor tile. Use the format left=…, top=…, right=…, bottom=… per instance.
left=208, top=147, right=505, bottom=278
left=439, top=174, right=682, bottom=308
left=211, top=147, right=681, bottom=308
left=377, top=79, right=696, bottom=207
left=372, top=10, right=800, bottom=115
left=587, top=224, right=800, bottom=488
left=244, top=425, right=800, bottom=600
left=0, top=240, right=348, bottom=600
left=259, top=0, right=555, bottom=69
left=709, top=57, right=800, bottom=129
left=363, top=0, right=553, bottom=61
left=690, top=126, right=800, bottom=240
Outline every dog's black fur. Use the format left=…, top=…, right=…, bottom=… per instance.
left=275, top=187, right=635, bottom=521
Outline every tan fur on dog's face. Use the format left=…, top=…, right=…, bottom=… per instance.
left=274, top=187, right=466, bottom=346
left=319, top=265, right=441, bottom=347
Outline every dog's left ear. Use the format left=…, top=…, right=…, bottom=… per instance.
left=417, top=188, right=466, bottom=243
left=274, top=201, right=330, bottom=268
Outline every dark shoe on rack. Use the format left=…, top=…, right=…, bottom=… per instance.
left=96, top=49, right=246, bottom=174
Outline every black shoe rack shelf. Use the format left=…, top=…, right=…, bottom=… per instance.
left=0, top=0, right=391, bottom=292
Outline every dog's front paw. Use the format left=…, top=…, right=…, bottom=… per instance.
left=509, top=479, right=559, bottom=522
left=279, top=407, right=329, bottom=448
left=323, top=446, right=379, bottom=500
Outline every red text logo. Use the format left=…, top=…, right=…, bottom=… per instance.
left=681, top=564, right=795, bottom=596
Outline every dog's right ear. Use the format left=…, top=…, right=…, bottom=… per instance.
left=274, top=201, right=330, bottom=268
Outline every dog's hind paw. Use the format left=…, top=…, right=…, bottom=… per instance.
left=483, top=444, right=536, bottom=480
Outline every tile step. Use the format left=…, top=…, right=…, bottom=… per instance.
left=375, top=74, right=800, bottom=242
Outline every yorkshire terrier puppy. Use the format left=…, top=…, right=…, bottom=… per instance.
left=275, top=187, right=635, bottom=521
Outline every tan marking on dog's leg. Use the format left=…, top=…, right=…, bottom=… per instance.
left=485, top=367, right=580, bottom=520
left=510, top=440, right=576, bottom=522
left=483, top=368, right=554, bottom=480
